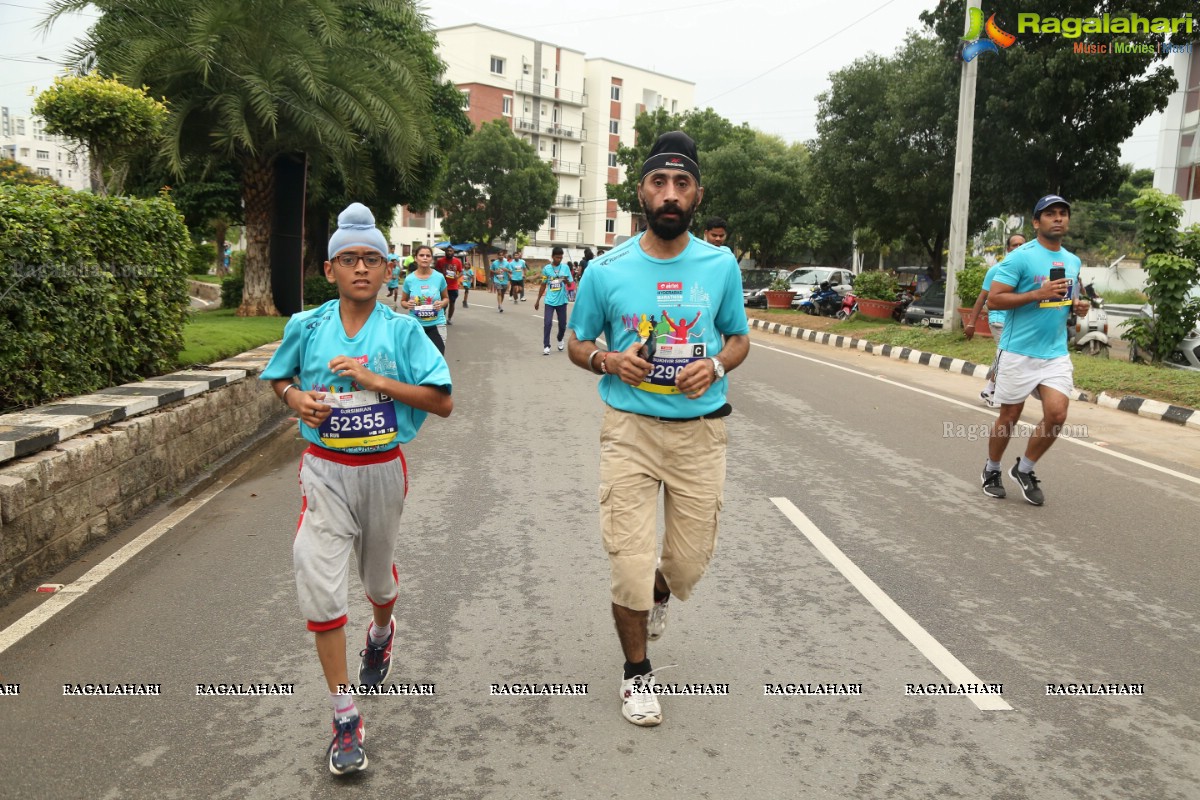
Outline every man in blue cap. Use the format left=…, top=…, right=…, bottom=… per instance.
left=566, top=131, right=749, bottom=727
left=980, top=194, right=1089, bottom=505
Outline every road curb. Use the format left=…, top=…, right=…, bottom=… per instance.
left=749, top=318, right=1200, bottom=431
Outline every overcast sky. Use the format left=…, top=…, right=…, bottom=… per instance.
left=1, top=0, right=1162, bottom=169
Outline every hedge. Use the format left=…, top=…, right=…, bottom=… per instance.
left=0, top=184, right=191, bottom=411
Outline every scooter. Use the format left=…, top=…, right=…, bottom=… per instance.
left=1128, top=306, right=1200, bottom=370
left=836, top=291, right=858, bottom=320
left=1071, top=283, right=1109, bottom=357
left=798, top=281, right=843, bottom=317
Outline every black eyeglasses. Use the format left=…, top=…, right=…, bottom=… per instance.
left=334, top=253, right=385, bottom=269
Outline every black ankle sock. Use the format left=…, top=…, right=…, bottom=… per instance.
left=653, top=585, right=671, bottom=604
left=624, top=659, right=652, bottom=680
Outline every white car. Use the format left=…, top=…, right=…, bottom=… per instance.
left=785, top=267, right=854, bottom=307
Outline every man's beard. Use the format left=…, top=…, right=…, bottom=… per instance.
left=643, top=198, right=698, bottom=240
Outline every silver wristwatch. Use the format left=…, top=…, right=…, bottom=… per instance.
left=711, top=357, right=725, bottom=379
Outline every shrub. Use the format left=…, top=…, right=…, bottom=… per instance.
left=189, top=241, right=216, bottom=275
left=0, top=184, right=190, bottom=410
left=955, top=264, right=990, bottom=306
left=1124, top=189, right=1200, bottom=362
left=220, top=274, right=244, bottom=309
left=304, top=275, right=339, bottom=306
left=852, top=270, right=899, bottom=300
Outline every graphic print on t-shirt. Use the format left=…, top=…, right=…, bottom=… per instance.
left=621, top=284, right=709, bottom=394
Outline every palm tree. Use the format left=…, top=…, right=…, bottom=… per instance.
left=46, top=0, right=435, bottom=315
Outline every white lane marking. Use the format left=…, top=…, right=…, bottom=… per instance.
left=0, top=451, right=264, bottom=656
left=771, top=497, right=1013, bottom=712
left=751, top=340, right=1200, bottom=488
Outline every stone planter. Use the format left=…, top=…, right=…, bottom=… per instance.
left=857, top=298, right=899, bottom=320
left=960, top=307, right=992, bottom=338
left=764, top=290, right=796, bottom=309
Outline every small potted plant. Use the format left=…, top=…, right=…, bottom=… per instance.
left=955, top=262, right=992, bottom=336
left=764, top=274, right=797, bottom=309
left=851, top=270, right=899, bottom=319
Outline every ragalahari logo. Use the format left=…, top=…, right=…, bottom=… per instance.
left=961, top=7, right=1016, bottom=61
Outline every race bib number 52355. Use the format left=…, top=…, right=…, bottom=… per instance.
left=318, top=391, right=398, bottom=449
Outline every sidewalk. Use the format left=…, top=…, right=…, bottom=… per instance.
left=747, top=318, right=1200, bottom=430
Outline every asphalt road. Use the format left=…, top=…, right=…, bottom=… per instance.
left=1, top=296, right=1198, bottom=799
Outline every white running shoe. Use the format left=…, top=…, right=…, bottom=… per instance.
left=647, top=599, right=668, bottom=641
left=557, top=341, right=565, bottom=351
left=980, top=389, right=997, bottom=408
left=543, top=346, right=551, bottom=355
left=620, top=673, right=662, bottom=726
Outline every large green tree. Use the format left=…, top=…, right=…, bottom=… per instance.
left=437, top=120, right=557, bottom=249
left=921, top=0, right=1198, bottom=214
left=812, top=34, right=959, bottom=276
left=701, top=133, right=821, bottom=267
left=47, top=0, right=437, bottom=316
left=33, top=72, right=168, bottom=196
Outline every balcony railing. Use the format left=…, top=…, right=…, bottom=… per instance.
left=534, top=229, right=584, bottom=244
left=552, top=195, right=579, bottom=209
left=547, top=158, right=585, bottom=176
left=513, top=118, right=587, bottom=140
left=514, top=79, right=587, bottom=106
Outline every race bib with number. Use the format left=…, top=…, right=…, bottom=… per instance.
left=636, top=342, right=707, bottom=395
left=414, top=303, right=437, bottom=320
left=317, top=391, right=399, bottom=449
left=1038, top=277, right=1074, bottom=308
left=549, top=279, right=564, bottom=290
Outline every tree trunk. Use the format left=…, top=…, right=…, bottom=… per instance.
left=238, top=156, right=280, bottom=317
left=214, top=219, right=228, bottom=275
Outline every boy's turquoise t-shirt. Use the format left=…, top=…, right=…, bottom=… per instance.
left=261, top=300, right=451, bottom=452
left=402, top=271, right=448, bottom=327
left=994, top=241, right=1081, bottom=359
left=568, top=234, right=748, bottom=418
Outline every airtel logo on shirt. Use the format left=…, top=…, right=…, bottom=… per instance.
left=657, top=282, right=682, bottom=291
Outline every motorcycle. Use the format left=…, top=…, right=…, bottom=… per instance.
left=1128, top=297, right=1200, bottom=370
left=836, top=291, right=858, bottom=320
left=1071, top=283, right=1109, bottom=357
left=892, top=288, right=915, bottom=322
left=798, top=281, right=843, bottom=317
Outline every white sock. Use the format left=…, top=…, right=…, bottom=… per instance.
left=983, top=381, right=995, bottom=394
left=332, top=692, right=358, bottom=721
left=369, top=618, right=393, bottom=645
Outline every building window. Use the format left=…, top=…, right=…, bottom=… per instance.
left=605, top=219, right=616, bottom=233
left=490, top=56, right=505, bottom=75
left=525, top=101, right=531, bottom=114
left=56, top=169, right=62, bottom=178
left=460, top=90, right=470, bottom=111
left=502, top=96, right=513, bottom=116
left=549, top=214, right=558, bottom=229
left=611, top=85, right=621, bottom=101
left=16, top=120, right=25, bottom=135
left=523, top=63, right=531, bottom=75
left=607, top=153, right=618, bottom=168
left=36, top=150, right=50, bottom=160
left=671, top=100, right=678, bottom=113
left=608, top=120, right=619, bottom=135
left=36, top=167, right=50, bottom=176
left=19, top=147, right=29, bottom=157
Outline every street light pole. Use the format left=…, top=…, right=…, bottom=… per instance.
left=944, top=0, right=981, bottom=332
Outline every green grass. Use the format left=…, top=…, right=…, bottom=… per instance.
left=188, top=274, right=222, bottom=284
left=177, top=308, right=287, bottom=367
left=1096, top=288, right=1146, bottom=304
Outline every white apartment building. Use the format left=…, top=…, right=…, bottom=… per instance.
left=1152, top=47, right=1200, bottom=224
left=1, top=107, right=90, bottom=192
left=391, top=24, right=694, bottom=257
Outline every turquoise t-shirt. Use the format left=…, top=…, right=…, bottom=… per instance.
left=491, top=260, right=509, bottom=286
left=387, top=261, right=401, bottom=290
left=510, top=259, right=526, bottom=281
left=980, top=263, right=1008, bottom=328
left=994, top=240, right=1081, bottom=359
left=261, top=300, right=451, bottom=452
left=402, top=270, right=448, bottom=327
left=568, top=234, right=749, bottom=418
left=542, top=263, right=572, bottom=306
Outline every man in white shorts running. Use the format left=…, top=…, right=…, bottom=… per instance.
left=980, top=195, right=1088, bottom=505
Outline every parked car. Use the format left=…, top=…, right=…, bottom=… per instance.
left=741, top=269, right=781, bottom=308
left=902, top=281, right=948, bottom=327
left=785, top=267, right=854, bottom=307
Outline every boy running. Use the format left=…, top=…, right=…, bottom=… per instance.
left=261, top=203, right=452, bottom=776
left=534, top=246, right=572, bottom=355
left=491, top=254, right=511, bottom=312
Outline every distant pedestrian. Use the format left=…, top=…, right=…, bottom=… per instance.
left=703, top=216, right=729, bottom=250
left=980, top=196, right=1087, bottom=505
left=401, top=244, right=450, bottom=353
left=386, top=245, right=401, bottom=303
left=967, top=232, right=1026, bottom=406
left=510, top=250, right=527, bottom=302
left=461, top=257, right=473, bottom=309
left=491, top=253, right=510, bottom=312
left=535, top=246, right=572, bottom=355
left=437, top=246, right=464, bottom=325
left=260, top=202, right=452, bottom=776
